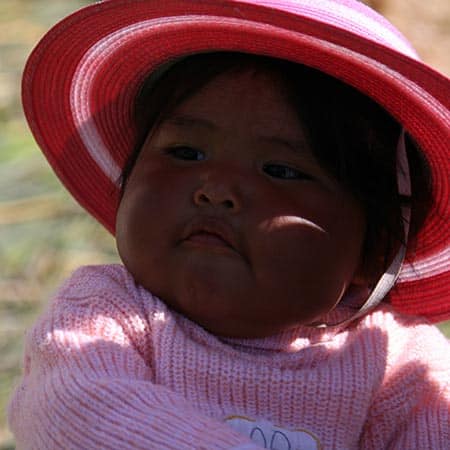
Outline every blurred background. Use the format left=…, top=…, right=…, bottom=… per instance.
left=0, top=1, right=449, bottom=448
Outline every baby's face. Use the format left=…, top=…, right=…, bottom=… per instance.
left=116, top=70, right=366, bottom=338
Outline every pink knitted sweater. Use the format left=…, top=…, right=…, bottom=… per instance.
left=8, top=265, right=450, bottom=449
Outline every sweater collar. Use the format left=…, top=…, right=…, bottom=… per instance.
left=219, top=288, right=372, bottom=353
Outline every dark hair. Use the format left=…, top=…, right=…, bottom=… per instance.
left=122, top=52, right=432, bottom=280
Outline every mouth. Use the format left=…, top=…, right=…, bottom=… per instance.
left=181, top=218, right=239, bottom=253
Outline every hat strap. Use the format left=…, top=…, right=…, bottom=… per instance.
left=314, top=130, right=412, bottom=328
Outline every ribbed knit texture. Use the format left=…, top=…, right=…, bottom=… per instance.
left=8, top=265, right=450, bottom=449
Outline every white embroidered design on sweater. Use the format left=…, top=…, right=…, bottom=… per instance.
left=226, top=416, right=321, bottom=449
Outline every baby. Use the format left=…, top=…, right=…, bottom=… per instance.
left=8, top=1, right=450, bottom=449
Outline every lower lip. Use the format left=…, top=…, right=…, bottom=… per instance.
left=183, top=233, right=235, bottom=252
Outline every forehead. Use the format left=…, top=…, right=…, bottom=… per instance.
left=159, top=69, right=310, bottom=145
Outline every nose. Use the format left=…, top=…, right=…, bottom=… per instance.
left=193, top=173, right=242, bottom=212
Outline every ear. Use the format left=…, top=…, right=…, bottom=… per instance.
left=339, top=281, right=371, bottom=310
left=350, top=260, right=383, bottom=288
left=350, top=271, right=370, bottom=287
left=350, top=249, right=388, bottom=288
left=349, top=254, right=371, bottom=287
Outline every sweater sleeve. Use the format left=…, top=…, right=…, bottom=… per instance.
left=7, top=265, right=260, bottom=450
left=359, top=316, right=450, bottom=449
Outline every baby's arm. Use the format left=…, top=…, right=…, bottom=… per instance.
left=359, top=321, right=450, bottom=449
left=7, top=265, right=260, bottom=450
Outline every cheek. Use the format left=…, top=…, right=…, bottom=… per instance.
left=117, top=184, right=161, bottom=246
left=247, top=190, right=366, bottom=316
left=118, top=165, right=191, bottom=232
left=116, top=191, right=158, bottom=284
left=116, top=172, right=184, bottom=280
left=253, top=187, right=364, bottom=260
left=249, top=235, right=349, bottom=323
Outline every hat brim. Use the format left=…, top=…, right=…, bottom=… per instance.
left=22, top=0, right=449, bottom=321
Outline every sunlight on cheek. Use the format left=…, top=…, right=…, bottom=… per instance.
left=258, top=215, right=327, bottom=235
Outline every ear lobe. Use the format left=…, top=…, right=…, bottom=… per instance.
left=351, top=247, right=390, bottom=288
left=350, top=272, right=369, bottom=287
left=339, top=283, right=371, bottom=309
left=350, top=260, right=372, bottom=287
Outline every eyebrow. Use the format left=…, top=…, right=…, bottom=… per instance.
left=261, top=135, right=312, bottom=158
left=161, top=113, right=312, bottom=159
left=162, top=114, right=217, bottom=130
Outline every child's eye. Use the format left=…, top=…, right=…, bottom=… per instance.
left=167, top=146, right=205, bottom=161
left=263, top=163, right=312, bottom=180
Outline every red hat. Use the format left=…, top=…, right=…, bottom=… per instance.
left=22, top=0, right=449, bottom=322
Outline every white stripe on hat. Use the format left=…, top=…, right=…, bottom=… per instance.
left=71, top=76, right=122, bottom=183
left=399, top=247, right=450, bottom=281
left=241, top=0, right=419, bottom=58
